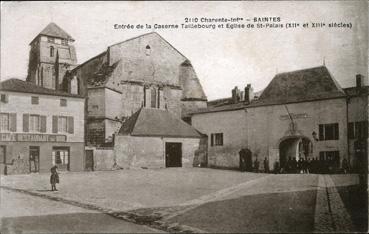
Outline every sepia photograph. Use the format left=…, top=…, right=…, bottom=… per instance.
left=0, top=1, right=368, bottom=233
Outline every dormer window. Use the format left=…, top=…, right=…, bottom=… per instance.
left=50, top=46, right=55, bottom=57
left=145, top=45, right=151, bottom=56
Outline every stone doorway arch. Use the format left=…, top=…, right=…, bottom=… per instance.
left=279, top=136, right=312, bottom=171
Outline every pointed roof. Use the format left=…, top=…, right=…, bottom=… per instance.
left=180, top=60, right=207, bottom=101
left=249, top=66, right=346, bottom=107
left=118, top=108, right=201, bottom=138
left=0, top=78, right=83, bottom=98
left=30, top=22, right=74, bottom=44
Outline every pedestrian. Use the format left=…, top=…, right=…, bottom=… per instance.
left=286, top=157, right=292, bottom=173
left=292, top=157, right=297, bottom=173
left=263, top=157, right=269, bottom=173
left=50, top=165, right=59, bottom=191
left=342, top=158, right=349, bottom=174
left=306, top=158, right=311, bottom=174
left=254, top=158, right=259, bottom=173
left=297, top=158, right=303, bottom=174
left=274, top=160, right=280, bottom=174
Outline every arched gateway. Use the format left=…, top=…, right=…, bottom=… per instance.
left=279, top=136, right=312, bottom=170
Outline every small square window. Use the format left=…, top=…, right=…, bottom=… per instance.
left=31, top=96, right=39, bottom=105
left=0, top=94, right=8, bottom=103
left=48, top=37, right=55, bottom=43
left=60, top=99, right=67, bottom=107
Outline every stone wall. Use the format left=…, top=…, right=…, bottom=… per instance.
left=192, top=109, right=248, bottom=169
left=92, top=148, right=115, bottom=171
left=114, top=136, right=200, bottom=169
left=246, top=98, right=348, bottom=170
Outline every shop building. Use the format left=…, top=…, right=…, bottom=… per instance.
left=0, top=79, right=85, bottom=174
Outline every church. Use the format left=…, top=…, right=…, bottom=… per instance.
left=25, top=22, right=208, bottom=169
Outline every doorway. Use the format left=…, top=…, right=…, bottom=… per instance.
left=29, top=146, right=40, bottom=173
left=52, top=147, right=70, bottom=171
left=165, top=142, right=182, bottom=167
left=239, top=148, right=252, bottom=172
left=85, top=150, right=94, bottom=171
left=279, top=137, right=311, bottom=170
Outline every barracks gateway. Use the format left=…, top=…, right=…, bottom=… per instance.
left=191, top=66, right=368, bottom=173
left=0, top=22, right=368, bottom=174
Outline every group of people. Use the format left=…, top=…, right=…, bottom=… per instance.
left=279, top=157, right=347, bottom=174
left=251, top=157, right=350, bottom=174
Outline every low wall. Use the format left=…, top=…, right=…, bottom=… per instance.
left=91, top=148, right=115, bottom=171
left=114, top=136, right=200, bottom=169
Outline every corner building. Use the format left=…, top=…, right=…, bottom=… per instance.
left=0, top=79, right=85, bottom=174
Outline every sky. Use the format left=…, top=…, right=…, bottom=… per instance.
left=1, top=1, right=368, bottom=100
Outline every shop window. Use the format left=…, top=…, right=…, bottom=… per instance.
left=211, top=133, right=223, bottom=146
left=31, top=96, right=39, bottom=105
left=60, top=99, right=67, bottom=107
left=52, top=147, right=69, bottom=171
left=319, top=123, right=339, bottom=141
left=1, top=94, right=8, bottom=103
left=0, top=146, right=5, bottom=163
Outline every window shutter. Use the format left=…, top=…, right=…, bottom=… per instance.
left=40, top=116, right=47, bottom=133
left=335, top=123, right=339, bottom=140
left=6, top=145, right=13, bottom=164
left=318, top=125, right=324, bottom=141
left=210, top=134, right=214, bottom=146
left=52, top=116, right=58, bottom=133
left=23, top=114, right=29, bottom=132
left=9, top=113, right=16, bottom=132
left=67, top=116, right=74, bottom=134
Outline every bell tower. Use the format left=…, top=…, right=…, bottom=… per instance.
left=27, top=22, right=77, bottom=90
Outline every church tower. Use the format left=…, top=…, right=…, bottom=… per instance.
left=27, top=22, right=77, bottom=90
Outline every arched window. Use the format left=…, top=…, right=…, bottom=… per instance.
left=151, top=88, right=157, bottom=108
left=50, top=46, right=55, bottom=57
left=145, top=45, right=151, bottom=56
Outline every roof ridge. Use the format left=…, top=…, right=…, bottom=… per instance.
left=108, top=32, right=189, bottom=60
left=276, top=65, right=326, bottom=76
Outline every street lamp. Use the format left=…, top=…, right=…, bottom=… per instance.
left=312, top=131, right=319, bottom=141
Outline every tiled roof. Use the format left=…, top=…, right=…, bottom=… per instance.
left=31, top=22, right=74, bottom=44
left=118, top=108, right=201, bottom=138
left=190, top=66, right=349, bottom=115
left=249, top=66, right=346, bottom=107
left=0, top=78, right=83, bottom=98
left=343, top=86, right=369, bottom=97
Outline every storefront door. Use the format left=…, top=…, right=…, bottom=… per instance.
left=52, top=147, right=70, bottom=171
left=29, top=146, right=40, bottom=173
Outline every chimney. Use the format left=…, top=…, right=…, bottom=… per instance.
left=232, top=86, right=240, bottom=103
left=244, top=84, right=254, bottom=103
left=356, top=74, right=364, bottom=89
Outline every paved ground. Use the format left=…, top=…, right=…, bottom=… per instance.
left=1, top=168, right=365, bottom=233
left=0, top=189, right=162, bottom=233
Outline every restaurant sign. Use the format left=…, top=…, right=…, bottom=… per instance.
left=0, top=133, right=67, bottom=142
